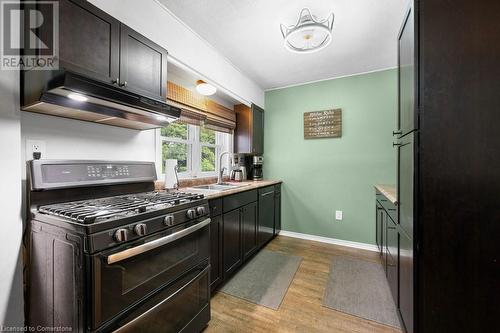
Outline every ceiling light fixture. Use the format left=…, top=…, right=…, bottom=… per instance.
left=195, top=80, right=217, bottom=96
left=67, top=92, right=88, bottom=102
left=280, top=8, right=334, bottom=54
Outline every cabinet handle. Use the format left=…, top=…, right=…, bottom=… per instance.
left=392, top=130, right=402, bottom=136
left=393, top=142, right=402, bottom=147
left=111, top=78, right=119, bottom=85
left=119, top=81, right=128, bottom=87
left=261, top=191, right=274, bottom=197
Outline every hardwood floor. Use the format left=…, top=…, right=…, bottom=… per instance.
left=205, top=235, right=402, bottom=333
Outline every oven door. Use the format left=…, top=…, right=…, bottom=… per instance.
left=90, top=218, right=210, bottom=331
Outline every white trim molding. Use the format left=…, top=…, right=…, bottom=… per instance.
left=265, top=66, right=397, bottom=92
left=278, top=230, right=379, bottom=252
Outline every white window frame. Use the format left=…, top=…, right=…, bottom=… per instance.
left=156, top=124, right=232, bottom=180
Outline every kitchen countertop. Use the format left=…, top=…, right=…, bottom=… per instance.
left=182, top=179, right=282, bottom=200
left=374, top=184, right=397, bottom=205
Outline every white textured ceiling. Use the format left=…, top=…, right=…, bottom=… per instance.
left=157, top=0, right=409, bottom=90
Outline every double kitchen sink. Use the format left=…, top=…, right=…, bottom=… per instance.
left=189, top=182, right=250, bottom=192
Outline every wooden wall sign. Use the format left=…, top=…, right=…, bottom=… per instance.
left=304, top=109, right=342, bottom=139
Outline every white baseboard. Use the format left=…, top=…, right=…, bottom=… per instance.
left=278, top=230, right=379, bottom=252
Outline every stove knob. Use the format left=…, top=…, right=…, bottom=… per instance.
left=196, top=206, right=206, bottom=216
left=114, top=228, right=129, bottom=243
left=134, top=223, right=147, bottom=236
left=186, top=209, right=196, bottom=219
left=164, top=215, right=175, bottom=226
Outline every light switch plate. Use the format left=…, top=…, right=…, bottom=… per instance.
left=335, top=210, right=343, bottom=221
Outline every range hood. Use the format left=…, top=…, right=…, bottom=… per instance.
left=21, top=71, right=181, bottom=130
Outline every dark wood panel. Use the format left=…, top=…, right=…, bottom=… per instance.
left=274, top=189, right=281, bottom=236
left=223, top=209, right=242, bottom=278
left=208, top=198, right=222, bottom=217
left=399, top=231, right=413, bottom=333
left=398, top=133, right=414, bottom=237
left=258, top=187, right=275, bottom=248
left=397, top=6, right=415, bottom=135
left=234, top=104, right=264, bottom=154
left=386, top=218, right=399, bottom=306
left=209, top=215, right=223, bottom=292
left=222, top=189, right=257, bottom=213
left=417, top=0, right=500, bottom=331
left=251, top=104, right=264, bottom=154
left=119, top=24, right=167, bottom=100
left=376, top=203, right=384, bottom=254
left=242, top=202, right=257, bottom=260
left=58, top=0, right=120, bottom=84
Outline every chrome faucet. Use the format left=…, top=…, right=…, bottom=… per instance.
left=217, top=151, right=232, bottom=185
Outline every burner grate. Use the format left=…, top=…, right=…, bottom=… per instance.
left=38, top=191, right=204, bottom=224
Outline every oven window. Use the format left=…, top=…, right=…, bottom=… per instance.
left=91, top=223, right=210, bottom=330
left=120, top=237, right=197, bottom=293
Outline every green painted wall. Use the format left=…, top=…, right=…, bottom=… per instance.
left=264, top=69, right=397, bottom=245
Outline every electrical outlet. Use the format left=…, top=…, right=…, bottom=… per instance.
left=335, top=210, right=343, bottom=221
left=26, top=139, right=46, bottom=160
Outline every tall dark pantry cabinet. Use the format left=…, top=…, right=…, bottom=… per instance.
left=398, top=1, right=500, bottom=332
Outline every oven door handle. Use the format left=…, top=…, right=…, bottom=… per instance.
left=106, top=218, right=211, bottom=265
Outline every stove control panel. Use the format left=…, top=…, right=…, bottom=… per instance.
left=88, top=201, right=210, bottom=253
left=30, top=160, right=157, bottom=190
left=87, top=165, right=130, bottom=178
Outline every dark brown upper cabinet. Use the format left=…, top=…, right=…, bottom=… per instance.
left=234, top=103, right=264, bottom=155
left=397, top=5, right=416, bottom=137
left=57, top=0, right=167, bottom=100
left=58, top=0, right=120, bottom=84
left=119, top=25, right=168, bottom=100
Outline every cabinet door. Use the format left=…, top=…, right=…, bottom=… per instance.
left=376, top=203, right=383, bottom=254
left=386, top=217, right=399, bottom=305
left=119, top=24, right=168, bottom=100
left=58, top=0, right=120, bottom=84
left=398, top=5, right=416, bottom=135
left=242, top=202, right=257, bottom=260
left=223, top=209, right=242, bottom=278
left=274, top=192, right=281, bottom=236
left=398, top=133, right=414, bottom=237
left=399, top=232, right=414, bottom=333
left=258, top=187, right=275, bottom=248
left=209, top=215, right=223, bottom=292
left=251, top=104, right=264, bottom=154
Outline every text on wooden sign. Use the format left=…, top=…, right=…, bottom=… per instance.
left=304, top=109, right=342, bottom=139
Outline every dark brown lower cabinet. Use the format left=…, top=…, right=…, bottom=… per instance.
left=386, top=217, right=399, bottom=305
left=209, top=185, right=281, bottom=290
left=223, top=208, right=242, bottom=278
left=257, top=186, right=275, bottom=248
left=209, top=215, right=222, bottom=292
left=399, top=232, right=413, bottom=333
left=377, top=188, right=413, bottom=332
left=242, top=202, right=258, bottom=260
left=376, top=203, right=384, bottom=253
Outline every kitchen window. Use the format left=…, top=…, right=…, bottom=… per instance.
left=158, top=123, right=232, bottom=179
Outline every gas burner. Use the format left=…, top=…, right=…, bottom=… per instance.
left=38, top=191, right=204, bottom=224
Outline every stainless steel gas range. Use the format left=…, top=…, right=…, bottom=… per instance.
left=25, top=160, right=211, bottom=333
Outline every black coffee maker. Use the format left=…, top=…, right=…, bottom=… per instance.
left=250, top=156, right=263, bottom=180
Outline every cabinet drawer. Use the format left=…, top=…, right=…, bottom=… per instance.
left=377, top=193, right=397, bottom=222
left=208, top=198, right=222, bottom=217
left=223, top=190, right=257, bottom=213
left=258, top=185, right=275, bottom=196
